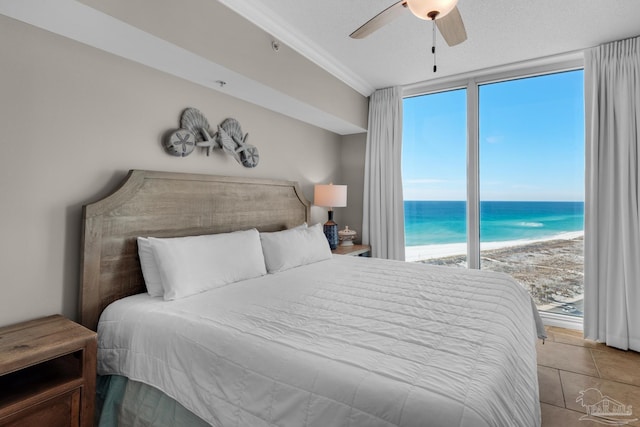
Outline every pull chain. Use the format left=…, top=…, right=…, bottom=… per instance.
left=427, top=11, right=439, bottom=73
left=432, top=20, right=437, bottom=72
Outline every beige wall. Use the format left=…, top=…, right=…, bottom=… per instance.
left=339, top=133, right=367, bottom=242
left=0, top=15, right=355, bottom=327
left=78, top=0, right=369, bottom=131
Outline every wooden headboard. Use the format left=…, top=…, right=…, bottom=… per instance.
left=79, top=170, right=310, bottom=330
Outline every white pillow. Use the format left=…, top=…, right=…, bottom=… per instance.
left=137, top=237, right=164, bottom=297
left=149, top=229, right=267, bottom=300
left=260, top=223, right=332, bottom=273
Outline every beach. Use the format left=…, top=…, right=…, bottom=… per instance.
left=405, top=231, right=584, bottom=262
left=407, top=232, right=584, bottom=316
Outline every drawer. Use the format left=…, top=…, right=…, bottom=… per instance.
left=0, top=388, right=80, bottom=427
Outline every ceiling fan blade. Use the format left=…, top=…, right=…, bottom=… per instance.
left=436, top=5, right=467, bottom=46
left=350, top=1, right=407, bottom=39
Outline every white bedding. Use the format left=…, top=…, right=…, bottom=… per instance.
left=98, top=256, right=542, bottom=427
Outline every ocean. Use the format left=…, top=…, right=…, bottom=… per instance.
left=404, top=201, right=584, bottom=246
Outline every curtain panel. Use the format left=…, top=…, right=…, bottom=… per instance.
left=362, top=87, right=406, bottom=260
left=584, top=36, right=640, bottom=351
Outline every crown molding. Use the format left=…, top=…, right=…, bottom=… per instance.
left=217, top=0, right=375, bottom=97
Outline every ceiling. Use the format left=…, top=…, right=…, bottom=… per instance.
left=221, top=0, right=640, bottom=95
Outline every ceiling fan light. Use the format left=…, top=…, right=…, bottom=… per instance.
left=406, top=0, right=458, bottom=20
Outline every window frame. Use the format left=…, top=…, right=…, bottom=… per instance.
left=402, top=53, right=585, bottom=329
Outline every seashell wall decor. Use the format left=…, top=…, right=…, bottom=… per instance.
left=164, top=129, right=196, bottom=157
left=163, top=108, right=259, bottom=168
left=217, top=118, right=259, bottom=168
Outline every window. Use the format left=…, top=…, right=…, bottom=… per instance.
left=402, top=67, right=585, bottom=319
left=403, top=89, right=467, bottom=264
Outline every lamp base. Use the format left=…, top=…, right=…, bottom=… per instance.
left=323, top=211, right=339, bottom=250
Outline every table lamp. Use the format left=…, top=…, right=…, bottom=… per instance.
left=314, top=183, right=347, bottom=249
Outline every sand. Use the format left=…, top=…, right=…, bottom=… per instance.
left=405, top=231, right=584, bottom=262
left=409, top=233, right=584, bottom=315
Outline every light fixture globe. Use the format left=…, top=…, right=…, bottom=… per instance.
left=406, top=0, right=458, bottom=20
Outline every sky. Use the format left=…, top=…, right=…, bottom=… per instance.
left=402, top=70, right=585, bottom=201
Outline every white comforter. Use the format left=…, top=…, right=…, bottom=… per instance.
left=98, top=256, right=542, bottom=427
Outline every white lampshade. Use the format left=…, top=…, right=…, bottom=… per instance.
left=406, top=0, right=458, bottom=20
left=314, top=184, right=347, bottom=209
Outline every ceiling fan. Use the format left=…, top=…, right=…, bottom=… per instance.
left=350, top=0, right=467, bottom=50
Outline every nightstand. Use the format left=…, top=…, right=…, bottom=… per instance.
left=332, top=244, right=371, bottom=257
left=0, top=315, right=97, bottom=427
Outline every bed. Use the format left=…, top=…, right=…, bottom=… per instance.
left=80, top=170, right=544, bottom=427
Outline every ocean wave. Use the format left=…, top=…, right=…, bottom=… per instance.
left=518, top=221, right=544, bottom=227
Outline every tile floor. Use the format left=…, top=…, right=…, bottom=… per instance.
left=537, top=326, right=640, bottom=426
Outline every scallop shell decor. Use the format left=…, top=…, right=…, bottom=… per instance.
left=217, top=118, right=259, bottom=168
left=180, top=108, right=216, bottom=156
left=162, top=108, right=259, bottom=167
left=180, top=108, right=211, bottom=142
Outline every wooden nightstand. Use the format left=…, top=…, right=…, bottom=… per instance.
left=332, top=244, right=371, bottom=257
left=0, top=315, right=97, bottom=427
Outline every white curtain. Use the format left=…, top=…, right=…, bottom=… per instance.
left=584, top=36, right=640, bottom=351
left=362, top=86, right=406, bottom=260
